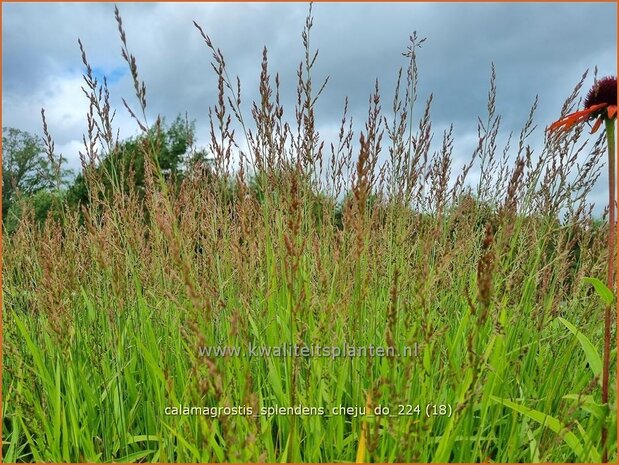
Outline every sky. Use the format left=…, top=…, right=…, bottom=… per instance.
left=2, top=2, right=617, bottom=210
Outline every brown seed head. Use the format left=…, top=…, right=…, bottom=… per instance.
left=584, top=76, right=616, bottom=110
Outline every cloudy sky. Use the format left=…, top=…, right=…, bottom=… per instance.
left=3, top=2, right=617, bottom=209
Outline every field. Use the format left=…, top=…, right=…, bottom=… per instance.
left=2, top=6, right=617, bottom=463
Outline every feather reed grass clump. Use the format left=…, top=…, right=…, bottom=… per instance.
left=2, top=5, right=616, bottom=463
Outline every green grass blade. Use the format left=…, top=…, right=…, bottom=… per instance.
left=557, top=317, right=602, bottom=383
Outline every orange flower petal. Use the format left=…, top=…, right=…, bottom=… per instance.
left=590, top=117, right=604, bottom=134
left=548, top=113, right=589, bottom=132
left=607, top=105, right=617, bottom=119
left=586, top=102, right=609, bottom=112
left=548, top=115, right=578, bottom=132
left=547, top=103, right=608, bottom=133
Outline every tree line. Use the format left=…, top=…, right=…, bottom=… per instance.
left=2, top=115, right=205, bottom=233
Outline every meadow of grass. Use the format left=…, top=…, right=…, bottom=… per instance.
left=2, top=6, right=617, bottom=463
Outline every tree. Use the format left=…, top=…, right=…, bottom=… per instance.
left=66, top=115, right=196, bottom=208
left=2, top=127, right=55, bottom=221
left=4, top=190, right=65, bottom=234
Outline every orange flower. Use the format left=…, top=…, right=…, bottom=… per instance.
left=548, top=76, right=617, bottom=134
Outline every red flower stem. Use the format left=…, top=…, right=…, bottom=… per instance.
left=602, top=117, right=615, bottom=463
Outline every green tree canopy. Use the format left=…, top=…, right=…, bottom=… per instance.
left=67, top=115, right=197, bottom=207
left=2, top=127, right=55, bottom=220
